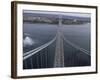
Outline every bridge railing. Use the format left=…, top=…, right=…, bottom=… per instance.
left=62, top=35, right=90, bottom=56
left=23, top=35, right=57, bottom=60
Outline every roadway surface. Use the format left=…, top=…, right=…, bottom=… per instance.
left=54, top=27, right=64, bottom=67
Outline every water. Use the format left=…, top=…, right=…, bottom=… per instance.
left=23, top=23, right=91, bottom=69
left=62, top=23, right=90, bottom=51
left=23, top=23, right=57, bottom=53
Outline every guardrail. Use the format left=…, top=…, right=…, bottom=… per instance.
left=23, top=35, right=57, bottom=60
left=63, top=35, right=90, bottom=56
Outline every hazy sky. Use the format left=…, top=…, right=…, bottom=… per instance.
left=24, top=10, right=91, bottom=18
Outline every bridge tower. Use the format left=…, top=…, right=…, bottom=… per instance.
left=58, top=15, right=62, bottom=27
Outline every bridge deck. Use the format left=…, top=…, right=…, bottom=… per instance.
left=54, top=27, right=64, bottom=67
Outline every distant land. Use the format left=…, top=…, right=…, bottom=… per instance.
left=23, top=13, right=91, bottom=25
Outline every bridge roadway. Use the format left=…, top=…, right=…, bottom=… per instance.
left=54, top=27, right=64, bottom=67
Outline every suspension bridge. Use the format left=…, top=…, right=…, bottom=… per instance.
left=23, top=15, right=90, bottom=69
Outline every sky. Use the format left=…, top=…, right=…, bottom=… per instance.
left=23, top=10, right=91, bottom=18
